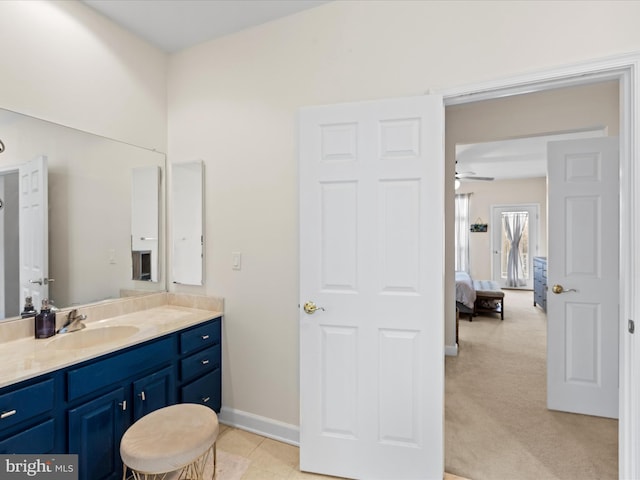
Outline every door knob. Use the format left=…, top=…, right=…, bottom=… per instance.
left=303, top=301, right=325, bottom=315
left=552, top=284, right=577, bottom=294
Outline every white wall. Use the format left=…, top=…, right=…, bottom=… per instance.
left=167, top=0, right=640, bottom=428
left=0, top=0, right=167, bottom=150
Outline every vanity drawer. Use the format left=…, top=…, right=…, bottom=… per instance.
left=0, top=378, right=54, bottom=430
left=180, top=319, right=221, bottom=355
left=67, top=337, right=172, bottom=401
left=0, top=419, right=55, bottom=453
left=180, top=345, right=220, bottom=382
left=181, top=370, right=221, bottom=411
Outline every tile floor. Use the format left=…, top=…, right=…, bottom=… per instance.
left=217, top=424, right=469, bottom=480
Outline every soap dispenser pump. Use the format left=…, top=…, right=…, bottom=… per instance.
left=35, top=298, right=56, bottom=339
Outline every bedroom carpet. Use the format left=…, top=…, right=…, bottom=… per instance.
left=445, top=289, right=618, bottom=480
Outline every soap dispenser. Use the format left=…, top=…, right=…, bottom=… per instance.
left=35, top=299, right=56, bottom=339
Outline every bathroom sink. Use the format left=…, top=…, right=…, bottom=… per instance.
left=47, top=325, right=141, bottom=350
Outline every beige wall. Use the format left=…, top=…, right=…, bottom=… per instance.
left=456, top=178, right=547, bottom=281
left=167, top=0, right=637, bottom=429
left=0, top=0, right=167, bottom=150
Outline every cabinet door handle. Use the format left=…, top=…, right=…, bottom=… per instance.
left=138, top=391, right=146, bottom=401
left=201, top=359, right=210, bottom=365
left=0, top=409, right=16, bottom=419
left=201, top=335, right=210, bottom=340
left=119, top=400, right=127, bottom=411
left=202, top=397, right=210, bottom=403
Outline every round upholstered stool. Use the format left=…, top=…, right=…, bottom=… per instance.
left=120, top=403, right=219, bottom=480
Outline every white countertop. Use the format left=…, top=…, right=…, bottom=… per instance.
left=0, top=305, right=222, bottom=389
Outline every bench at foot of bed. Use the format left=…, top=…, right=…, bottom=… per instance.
left=473, top=280, right=504, bottom=320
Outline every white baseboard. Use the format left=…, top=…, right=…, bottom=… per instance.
left=445, top=344, right=458, bottom=356
left=219, top=406, right=300, bottom=446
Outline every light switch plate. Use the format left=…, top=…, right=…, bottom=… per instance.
left=232, top=252, right=242, bottom=270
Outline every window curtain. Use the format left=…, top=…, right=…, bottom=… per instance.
left=503, top=212, right=528, bottom=287
left=454, top=194, right=470, bottom=272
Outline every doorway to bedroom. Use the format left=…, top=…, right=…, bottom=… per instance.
left=446, top=78, right=620, bottom=479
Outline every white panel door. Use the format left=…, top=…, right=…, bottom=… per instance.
left=299, top=96, right=444, bottom=479
left=547, top=137, right=619, bottom=418
left=19, top=155, right=49, bottom=311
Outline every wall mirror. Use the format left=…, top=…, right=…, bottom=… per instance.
left=0, top=108, right=166, bottom=321
left=171, top=160, right=203, bottom=286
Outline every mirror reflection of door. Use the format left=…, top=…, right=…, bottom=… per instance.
left=491, top=204, right=539, bottom=289
left=131, top=166, right=160, bottom=282
left=19, top=155, right=49, bottom=313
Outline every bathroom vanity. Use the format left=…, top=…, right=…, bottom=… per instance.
left=0, top=304, right=221, bottom=480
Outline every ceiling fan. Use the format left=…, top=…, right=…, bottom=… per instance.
left=454, top=160, right=494, bottom=189
left=455, top=171, right=495, bottom=182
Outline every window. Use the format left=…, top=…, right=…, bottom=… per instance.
left=454, top=194, right=470, bottom=272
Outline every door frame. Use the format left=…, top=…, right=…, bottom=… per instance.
left=441, top=53, right=640, bottom=479
left=490, top=203, right=540, bottom=289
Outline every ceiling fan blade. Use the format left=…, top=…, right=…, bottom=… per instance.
left=460, top=176, right=495, bottom=182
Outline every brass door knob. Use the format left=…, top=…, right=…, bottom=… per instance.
left=552, top=284, right=577, bottom=294
left=303, top=301, right=325, bottom=314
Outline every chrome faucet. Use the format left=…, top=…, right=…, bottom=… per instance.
left=57, top=309, right=87, bottom=334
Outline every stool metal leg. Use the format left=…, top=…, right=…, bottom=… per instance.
left=123, top=469, right=170, bottom=480
left=176, top=443, right=216, bottom=480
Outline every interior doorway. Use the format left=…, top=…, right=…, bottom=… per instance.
left=445, top=70, right=627, bottom=478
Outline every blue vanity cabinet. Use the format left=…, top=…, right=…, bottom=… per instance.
left=68, top=387, right=128, bottom=480
left=178, top=318, right=222, bottom=412
left=66, top=336, right=178, bottom=480
left=0, top=315, right=222, bottom=480
left=0, top=377, right=58, bottom=454
left=132, top=365, right=176, bottom=420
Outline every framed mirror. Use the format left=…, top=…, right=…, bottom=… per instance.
left=0, top=108, right=166, bottom=321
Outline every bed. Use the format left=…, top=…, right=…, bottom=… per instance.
left=455, top=271, right=476, bottom=321
left=455, top=270, right=505, bottom=321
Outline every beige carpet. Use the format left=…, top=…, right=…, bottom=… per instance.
left=445, top=289, right=618, bottom=480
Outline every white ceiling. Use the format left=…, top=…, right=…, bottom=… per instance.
left=455, top=128, right=607, bottom=181
left=82, top=0, right=331, bottom=53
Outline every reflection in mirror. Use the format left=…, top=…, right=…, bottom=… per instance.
left=0, top=108, right=166, bottom=322
left=131, top=166, right=160, bottom=282
left=19, top=156, right=49, bottom=316
left=172, top=161, right=203, bottom=286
